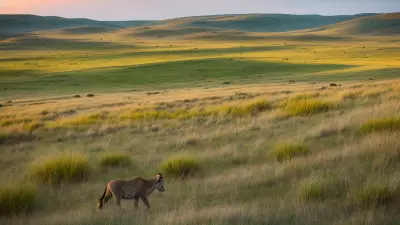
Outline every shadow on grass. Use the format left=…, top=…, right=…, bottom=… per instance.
left=0, top=35, right=129, bottom=51
left=0, top=58, right=356, bottom=96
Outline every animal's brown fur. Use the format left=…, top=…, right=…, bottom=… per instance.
left=97, top=173, right=165, bottom=210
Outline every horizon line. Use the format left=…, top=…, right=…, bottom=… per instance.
left=1, top=11, right=397, bottom=22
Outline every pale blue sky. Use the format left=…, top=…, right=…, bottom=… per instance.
left=1, top=0, right=399, bottom=20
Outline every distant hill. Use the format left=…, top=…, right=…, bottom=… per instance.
left=1, top=13, right=392, bottom=39
left=155, top=13, right=379, bottom=33
left=0, top=14, right=155, bottom=35
left=40, top=26, right=114, bottom=35
left=311, top=12, right=400, bottom=35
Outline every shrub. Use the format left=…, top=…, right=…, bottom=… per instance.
left=28, top=154, right=92, bottom=185
left=279, top=99, right=334, bottom=116
left=0, top=184, right=36, bottom=216
left=360, top=117, right=400, bottom=133
left=100, top=153, right=132, bottom=168
left=350, top=184, right=397, bottom=208
left=269, top=142, right=310, bottom=162
left=298, top=176, right=343, bottom=201
left=160, top=156, right=200, bottom=178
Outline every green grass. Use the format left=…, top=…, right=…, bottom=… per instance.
left=0, top=184, right=36, bottom=216
left=100, top=153, right=132, bottom=168
left=360, top=117, right=400, bottom=133
left=0, top=59, right=354, bottom=97
left=28, top=154, right=92, bottom=185
left=269, top=142, right=310, bottom=162
left=160, top=156, right=200, bottom=179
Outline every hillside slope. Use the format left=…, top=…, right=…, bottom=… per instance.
left=312, top=12, right=400, bottom=35
left=1, top=13, right=380, bottom=37
left=157, top=13, right=378, bottom=32
left=0, top=14, right=155, bottom=35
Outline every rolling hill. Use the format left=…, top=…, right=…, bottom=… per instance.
left=155, top=13, right=378, bottom=32
left=0, top=13, right=381, bottom=38
left=311, top=12, right=400, bottom=35
left=0, top=14, right=155, bottom=35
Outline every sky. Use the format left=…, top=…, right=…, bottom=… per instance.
left=0, top=0, right=399, bottom=21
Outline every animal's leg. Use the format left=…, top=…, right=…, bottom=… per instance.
left=114, top=195, right=122, bottom=208
left=133, top=196, right=139, bottom=210
left=103, top=194, right=113, bottom=204
left=139, top=195, right=151, bottom=210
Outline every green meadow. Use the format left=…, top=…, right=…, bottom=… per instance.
left=0, top=12, right=400, bottom=225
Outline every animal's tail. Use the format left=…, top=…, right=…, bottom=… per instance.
left=97, top=185, right=107, bottom=210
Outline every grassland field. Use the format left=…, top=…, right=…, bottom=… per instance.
left=0, top=12, right=400, bottom=225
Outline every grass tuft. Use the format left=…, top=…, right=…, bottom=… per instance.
left=47, top=113, right=102, bottom=128
left=160, top=156, right=200, bottom=179
left=24, top=122, right=43, bottom=132
left=279, top=99, right=335, bottom=116
left=350, top=184, right=398, bottom=208
left=0, top=133, right=7, bottom=144
left=100, top=153, right=132, bottom=168
left=360, top=117, right=400, bottom=133
left=269, top=142, right=310, bottom=162
left=0, top=184, right=36, bottom=216
left=121, top=99, right=270, bottom=121
left=339, top=90, right=362, bottom=100
left=298, top=176, right=344, bottom=201
left=243, top=99, right=271, bottom=115
left=291, top=93, right=320, bottom=100
left=28, top=154, right=92, bottom=185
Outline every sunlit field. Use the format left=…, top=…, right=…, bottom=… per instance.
left=1, top=12, right=400, bottom=225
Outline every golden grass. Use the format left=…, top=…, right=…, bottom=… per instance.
left=28, top=154, right=92, bottom=185
left=360, top=117, right=400, bottom=133
left=338, top=90, right=362, bottom=100
left=1, top=74, right=400, bottom=224
left=99, top=153, right=132, bottom=168
left=23, top=121, right=43, bottom=132
left=123, top=98, right=270, bottom=120
left=46, top=113, right=102, bottom=128
left=278, top=99, right=336, bottom=116
left=0, top=133, right=7, bottom=144
left=297, top=176, right=345, bottom=201
left=269, top=142, right=310, bottom=162
left=349, top=183, right=398, bottom=208
left=160, top=156, right=200, bottom=179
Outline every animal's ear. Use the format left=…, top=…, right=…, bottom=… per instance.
left=156, top=173, right=163, bottom=181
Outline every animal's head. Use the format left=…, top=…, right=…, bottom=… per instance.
left=155, top=173, right=165, bottom=192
